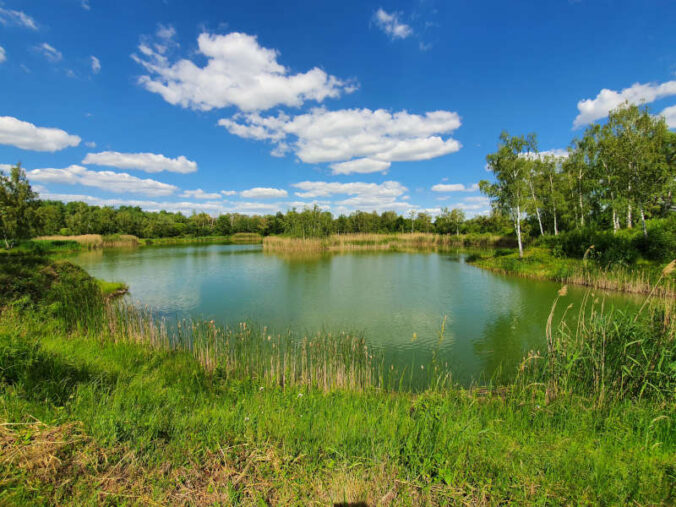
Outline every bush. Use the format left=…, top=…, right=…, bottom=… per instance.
left=0, top=254, right=103, bottom=328
left=549, top=228, right=639, bottom=266
left=635, top=217, right=676, bottom=261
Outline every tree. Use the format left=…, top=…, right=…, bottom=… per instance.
left=0, top=164, right=38, bottom=248
left=481, top=132, right=532, bottom=257
left=605, top=103, right=671, bottom=238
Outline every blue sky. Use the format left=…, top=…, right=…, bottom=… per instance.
left=1, top=0, right=675, bottom=217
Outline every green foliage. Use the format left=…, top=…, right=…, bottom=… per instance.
left=0, top=255, right=103, bottom=328
left=0, top=303, right=674, bottom=503
left=0, top=164, right=38, bottom=249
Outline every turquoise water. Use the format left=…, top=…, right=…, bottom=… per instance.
left=70, top=244, right=639, bottom=384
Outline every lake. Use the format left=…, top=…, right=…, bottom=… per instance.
left=70, top=244, right=639, bottom=384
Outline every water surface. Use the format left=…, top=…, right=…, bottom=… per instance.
left=70, top=244, right=639, bottom=384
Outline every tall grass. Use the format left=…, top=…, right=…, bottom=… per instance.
left=469, top=247, right=676, bottom=297
left=264, top=232, right=513, bottom=254
left=101, top=304, right=382, bottom=392
left=36, top=234, right=139, bottom=249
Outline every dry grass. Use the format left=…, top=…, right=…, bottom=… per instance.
left=36, top=234, right=139, bottom=249
left=264, top=233, right=510, bottom=254
left=0, top=419, right=452, bottom=505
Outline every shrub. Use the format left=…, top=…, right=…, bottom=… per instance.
left=0, top=254, right=103, bottom=328
left=635, top=217, right=676, bottom=261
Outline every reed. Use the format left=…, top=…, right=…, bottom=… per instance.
left=263, top=232, right=512, bottom=254
left=102, top=303, right=384, bottom=392
left=469, top=247, right=676, bottom=297
left=36, top=234, right=140, bottom=249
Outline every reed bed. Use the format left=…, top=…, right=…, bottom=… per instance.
left=103, top=303, right=382, bottom=392
left=36, top=234, right=139, bottom=249
left=264, top=232, right=512, bottom=254
left=469, top=248, right=676, bottom=297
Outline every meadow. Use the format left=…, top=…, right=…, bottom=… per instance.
left=0, top=254, right=674, bottom=504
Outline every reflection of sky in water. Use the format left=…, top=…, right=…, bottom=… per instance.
left=71, top=244, right=640, bottom=384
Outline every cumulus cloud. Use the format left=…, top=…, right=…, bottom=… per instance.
left=82, top=151, right=197, bottom=174
left=219, top=108, right=462, bottom=172
left=33, top=190, right=307, bottom=216
left=36, top=43, right=62, bottom=62
left=431, top=183, right=479, bottom=192
left=573, top=80, right=676, bottom=128
left=180, top=188, right=222, bottom=199
left=240, top=187, right=288, bottom=199
left=221, top=190, right=237, bottom=196
left=28, top=165, right=178, bottom=196
left=291, top=180, right=411, bottom=211
left=330, top=158, right=391, bottom=175
left=373, top=8, right=413, bottom=40
left=0, top=46, right=6, bottom=63
left=0, top=116, right=81, bottom=151
left=0, top=7, right=37, bottom=29
left=90, top=55, right=101, bottom=73
left=132, top=30, right=352, bottom=112
left=661, top=104, right=676, bottom=128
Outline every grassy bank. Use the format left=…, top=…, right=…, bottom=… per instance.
left=467, top=247, right=676, bottom=297
left=264, top=232, right=514, bottom=254
left=0, top=256, right=674, bottom=503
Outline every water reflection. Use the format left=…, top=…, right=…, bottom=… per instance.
left=70, top=244, right=639, bottom=384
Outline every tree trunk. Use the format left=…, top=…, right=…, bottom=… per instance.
left=612, top=207, right=619, bottom=233
left=579, top=190, right=585, bottom=227
left=549, top=174, right=558, bottom=235
left=627, top=204, right=632, bottom=228
left=515, top=205, right=523, bottom=258
left=640, top=207, right=648, bottom=239
left=529, top=180, right=544, bottom=236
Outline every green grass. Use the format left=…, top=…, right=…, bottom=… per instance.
left=467, top=247, right=675, bottom=296
left=1, top=254, right=674, bottom=504
left=95, top=279, right=128, bottom=297
left=0, top=314, right=674, bottom=504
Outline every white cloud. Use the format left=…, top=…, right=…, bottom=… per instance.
left=28, top=165, right=177, bottom=197
left=36, top=43, right=62, bottom=62
left=0, top=116, right=81, bottom=151
left=219, top=108, right=462, bottom=170
left=574, top=80, right=676, bottom=128
left=133, top=30, right=352, bottom=112
left=84, top=141, right=96, bottom=148
left=373, top=8, right=413, bottom=40
left=82, top=151, right=197, bottom=174
left=293, top=180, right=406, bottom=199
left=37, top=191, right=227, bottom=215
left=0, top=46, right=6, bottom=63
left=431, top=183, right=479, bottom=192
left=90, top=55, right=101, bottom=73
left=0, top=7, right=37, bottom=30
left=660, top=104, right=676, bottom=128
left=81, top=0, right=91, bottom=10
left=221, top=190, right=237, bottom=196
left=330, top=158, right=391, bottom=175
left=180, top=188, right=222, bottom=199
left=292, top=180, right=412, bottom=212
left=240, top=187, right=288, bottom=199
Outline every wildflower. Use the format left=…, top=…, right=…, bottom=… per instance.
left=297, top=392, right=303, bottom=398
left=259, top=386, right=264, bottom=391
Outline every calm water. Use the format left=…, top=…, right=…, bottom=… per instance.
left=70, top=244, right=639, bottom=384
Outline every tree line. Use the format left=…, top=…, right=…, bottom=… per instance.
left=481, top=102, right=675, bottom=257
left=1, top=164, right=509, bottom=248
